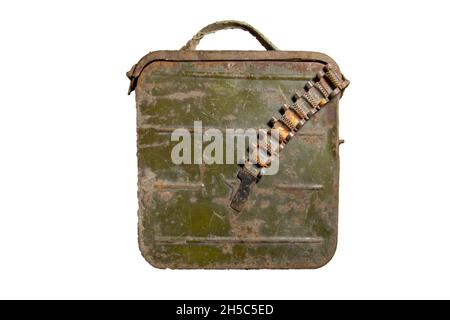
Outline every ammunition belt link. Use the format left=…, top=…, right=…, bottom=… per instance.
left=230, top=63, right=349, bottom=212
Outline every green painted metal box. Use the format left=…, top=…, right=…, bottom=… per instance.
left=127, top=21, right=348, bottom=269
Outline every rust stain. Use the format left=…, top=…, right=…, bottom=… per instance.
left=153, top=181, right=204, bottom=190
left=229, top=216, right=265, bottom=238
left=260, top=200, right=270, bottom=209
left=159, top=191, right=173, bottom=202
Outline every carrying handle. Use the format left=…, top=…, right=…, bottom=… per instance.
left=181, top=20, right=279, bottom=51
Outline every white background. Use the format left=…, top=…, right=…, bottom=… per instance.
left=0, top=0, right=449, bottom=299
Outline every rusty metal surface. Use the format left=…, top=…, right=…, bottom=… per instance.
left=180, top=20, right=279, bottom=51
left=132, top=51, right=342, bottom=269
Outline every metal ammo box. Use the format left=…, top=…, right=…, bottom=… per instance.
left=127, top=20, right=349, bottom=269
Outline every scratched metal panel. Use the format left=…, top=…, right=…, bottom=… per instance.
left=134, top=52, right=340, bottom=269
